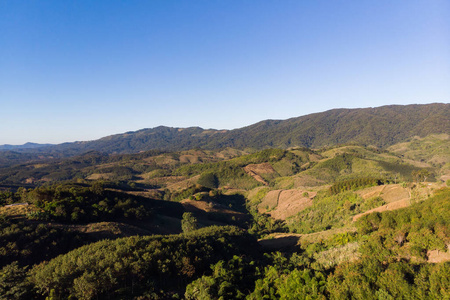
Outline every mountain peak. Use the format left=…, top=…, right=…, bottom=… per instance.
left=2, top=103, right=448, bottom=156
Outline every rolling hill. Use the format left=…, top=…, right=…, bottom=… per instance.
left=1, top=103, right=449, bottom=299
left=2, top=103, right=449, bottom=156
left=1, top=133, right=449, bottom=299
left=0, top=143, right=53, bottom=151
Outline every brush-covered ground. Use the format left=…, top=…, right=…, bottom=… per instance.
left=0, top=134, right=449, bottom=299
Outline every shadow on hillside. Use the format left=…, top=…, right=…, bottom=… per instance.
left=258, top=235, right=301, bottom=251
left=212, top=193, right=248, bottom=213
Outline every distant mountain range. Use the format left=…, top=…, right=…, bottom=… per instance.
left=2, top=103, right=449, bottom=156
left=0, top=142, right=53, bottom=151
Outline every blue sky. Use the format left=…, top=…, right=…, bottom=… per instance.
left=1, top=1, right=449, bottom=145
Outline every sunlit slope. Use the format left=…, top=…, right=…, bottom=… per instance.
left=5, top=103, right=448, bottom=155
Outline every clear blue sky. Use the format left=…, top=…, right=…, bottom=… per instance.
left=1, top=1, right=449, bottom=145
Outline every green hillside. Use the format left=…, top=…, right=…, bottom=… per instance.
left=2, top=188, right=449, bottom=299
left=1, top=132, right=449, bottom=299
left=4, top=103, right=449, bottom=156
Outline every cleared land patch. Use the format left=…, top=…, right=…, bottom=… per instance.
left=428, top=244, right=450, bottom=263
left=258, top=189, right=316, bottom=220
left=243, top=163, right=276, bottom=186
left=357, top=184, right=410, bottom=203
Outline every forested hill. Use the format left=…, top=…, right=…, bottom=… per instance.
left=221, top=103, right=449, bottom=149
left=4, top=103, right=449, bottom=155
left=0, top=143, right=53, bottom=151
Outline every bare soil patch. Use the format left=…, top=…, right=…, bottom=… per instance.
left=244, top=163, right=276, bottom=186
left=352, top=198, right=411, bottom=221
left=181, top=199, right=215, bottom=212
left=441, top=174, right=450, bottom=182
left=179, top=154, right=200, bottom=164
left=270, top=190, right=315, bottom=220
left=258, top=190, right=282, bottom=211
left=258, top=189, right=316, bottom=220
left=245, top=163, right=276, bottom=174
left=427, top=244, right=450, bottom=263
left=354, top=182, right=445, bottom=221
left=357, top=184, right=410, bottom=203
left=166, top=175, right=200, bottom=192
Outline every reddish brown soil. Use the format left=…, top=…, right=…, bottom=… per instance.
left=427, top=244, right=450, bottom=263
left=243, top=163, right=276, bottom=186
left=258, top=189, right=316, bottom=220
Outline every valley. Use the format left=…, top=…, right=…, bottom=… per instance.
left=0, top=106, right=449, bottom=299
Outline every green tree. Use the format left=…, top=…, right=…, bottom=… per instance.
left=429, top=262, right=450, bottom=299
left=90, top=181, right=104, bottom=195
left=0, top=262, right=33, bottom=300
left=276, top=268, right=327, bottom=300
left=181, top=212, right=198, bottom=233
left=198, top=172, right=219, bottom=189
left=185, top=256, right=254, bottom=300
left=412, top=169, right=431, bottom=183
